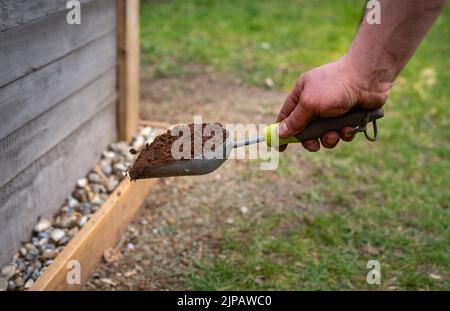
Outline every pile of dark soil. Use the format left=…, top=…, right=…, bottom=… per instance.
left=129, top=123, right=226, bottom=179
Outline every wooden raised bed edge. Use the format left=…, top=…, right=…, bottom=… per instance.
left=30, top=120, right=167, bottom=291
left=138, top=120, right=172, bottom=129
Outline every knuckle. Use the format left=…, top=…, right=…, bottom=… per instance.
left=296, top=73, right=307, bottom=89
left=285, top=117, right=300, bottom=131
left=297, top=72, right=306, bottom=81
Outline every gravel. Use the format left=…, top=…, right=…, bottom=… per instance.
left=49, top=229, right=66, bottom=243
left=2, top=126, right=161, bottom=291
left=33, top=219, right=52, bottom=233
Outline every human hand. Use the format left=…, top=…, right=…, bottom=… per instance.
left=277, top=56, right=391, bottom=151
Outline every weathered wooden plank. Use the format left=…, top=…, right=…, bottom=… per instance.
left=0, top=69, right=116, bottom=189
left=139, top=119, right=173, bottom=129
left=0, top=31, right=117, bottom=141
left=0, top=0, right=116, bottom=88
left=0, top=100, right=117, bottom=267
left=117, top=0, right=140, bottom=141
left=0, top=0, right=92, bottom=32
left=30, top=178, right=157, bottom=290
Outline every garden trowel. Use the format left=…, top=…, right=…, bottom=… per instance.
left=132, top=107, right=384, bottom=179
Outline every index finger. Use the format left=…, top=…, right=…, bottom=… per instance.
left=276, top=78, right=303, bottom=122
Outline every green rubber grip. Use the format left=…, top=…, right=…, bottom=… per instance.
left=264, top=107, right=384, bottom=147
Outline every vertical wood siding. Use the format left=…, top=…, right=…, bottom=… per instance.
left=0, top=0, right=118, bottom=266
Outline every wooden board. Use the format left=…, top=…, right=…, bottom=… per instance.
left=117, top=0, right=141, bottom=141
left=0, top=102, right=117, bottom=267
left=30, top=178, right=157, bottom=290
left=138, top=119, right=174, bottom=129
left=0, top=32, right=117, bottom=141
left=0, top=0, right=92, bottom=32
left=0, top=0, right=116, bottom=88
left=0, top=70, right=116, bottom=188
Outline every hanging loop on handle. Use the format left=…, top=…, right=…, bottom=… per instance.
left=364, top=120, right=378, bottom=142
left=348, top=111, right=379, bottom=142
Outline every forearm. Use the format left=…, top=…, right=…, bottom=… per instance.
left=346, top=0, right=446, bottom=92
left=277, top=0, right=446, bottom=149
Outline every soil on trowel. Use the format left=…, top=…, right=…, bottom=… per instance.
left=128, top=123, right=226, bottom=179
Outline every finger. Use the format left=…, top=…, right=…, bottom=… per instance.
left=278, top=95, right=314, bottom=137
left=320, top=131, right=340, bottom=149
left=340, top=127, right=356, bottom=142
left=276, top=78, right=304, bottom=122
left=277, top=89, right=298, bottom=123
left=301, top=139, right=320, bottom=152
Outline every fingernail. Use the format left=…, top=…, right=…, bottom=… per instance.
left=304, top=141, right=319, bottom=152
left=346, top=133, right=355, bottom=141
left=326, top=136, right=336, bottom=145
left=345, top=128, right=355, bottom=139
left=278, top=122, right=288, bottom=137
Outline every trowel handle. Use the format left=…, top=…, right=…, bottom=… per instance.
left=264, top=107, right=384, bottom=147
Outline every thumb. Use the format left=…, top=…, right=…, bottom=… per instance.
left=278, top=100, right=314, bottom=137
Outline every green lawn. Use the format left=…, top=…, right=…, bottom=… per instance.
left=141, top=0, right=449, bottom=290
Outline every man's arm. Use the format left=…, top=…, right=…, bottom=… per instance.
left=277, top=0, right=447, bottom=152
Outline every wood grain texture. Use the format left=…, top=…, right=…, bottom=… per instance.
left=30, top=178, right=157, bottom=290
left=0, top=0, right=92, bottom=32
left=0, top=0, right=116, bottom=88
left=0, top=32, right=117, bottom=141
left=0, top=69, right=116, bottom=189
left=0, top=101, right=117, bottom=267
left=139, top=119, right=173, bottom=129
left=117, top=0, right=140, bottom=141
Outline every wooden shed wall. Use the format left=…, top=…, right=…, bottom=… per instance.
left=0, top=0, right=119, bottom=266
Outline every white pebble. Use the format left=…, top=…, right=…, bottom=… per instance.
left=67, top=196, right=79, bottom=208
left=132, top=136, right=145, bottom=150
left=34, top=219, right=52, bottom=232
left=50, top=229, right=66, bottom=243
left=102, top=151, right=116, bottom=160
left=42, top=249, right=58, bottom=260
left=19, top=247, right=27, bottom=257
left=240, top=206, right=249, bottom=215
left=1, top=265, right=15, bottom=280
left=76, top=178, right=88, bottom=188
left=77, top=216, right=88, bottom=228
left=113, top=163, right=126, bottom=173
left=140, top=126, right=152, bottom=137
left=24, top=279, right=34, bottom=289
left=265, top=77, right=275, bottom=88
left=38, top=238, right=49, bottom=247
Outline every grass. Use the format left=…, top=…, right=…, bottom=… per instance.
left=141, top=0, right=450, bottom=290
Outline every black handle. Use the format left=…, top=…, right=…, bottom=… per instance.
left=294, top=107, right=384, bottom=142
